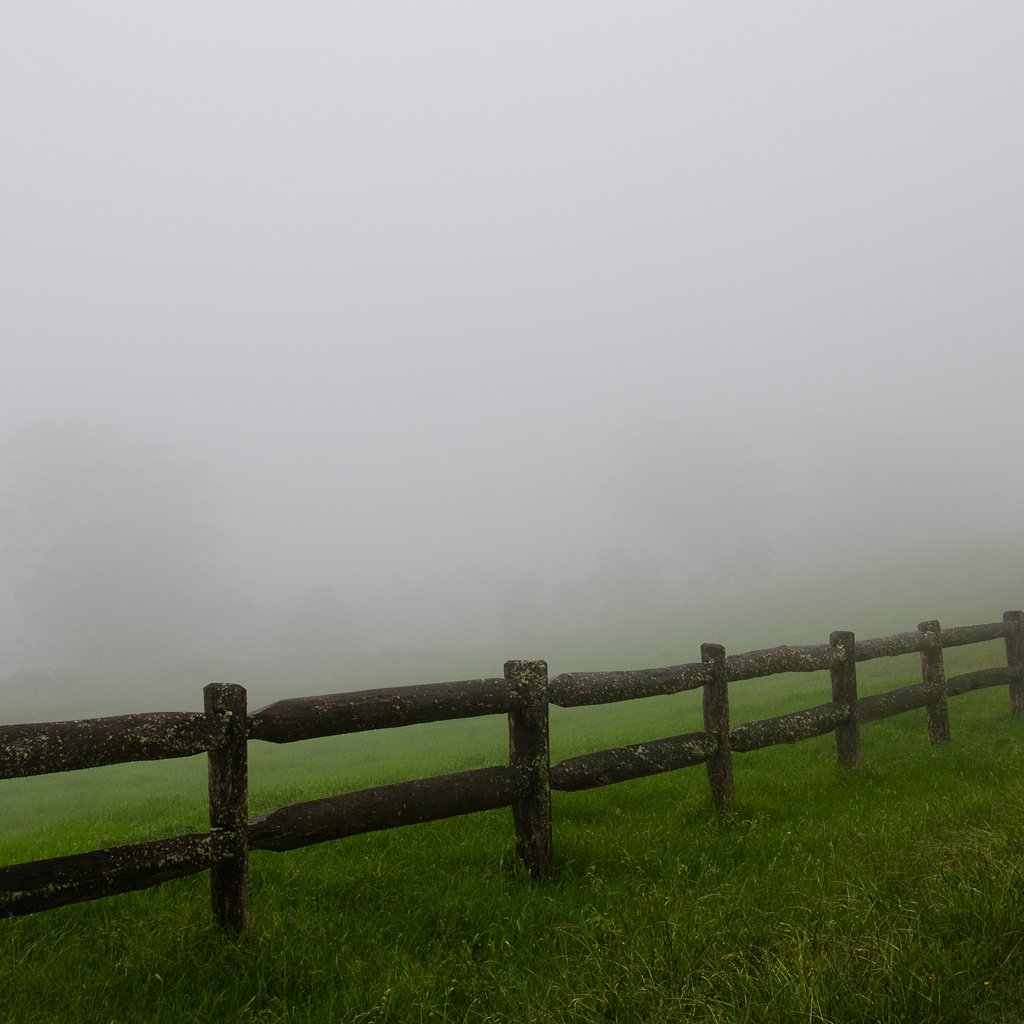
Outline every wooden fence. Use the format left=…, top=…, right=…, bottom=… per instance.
left=2, top=610, right=1022, bottom=933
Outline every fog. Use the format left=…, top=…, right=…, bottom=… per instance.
left=3, top=4, right=1022, bottom=715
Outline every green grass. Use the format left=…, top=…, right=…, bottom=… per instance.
left=3, top=641, right=1024, bottom=1023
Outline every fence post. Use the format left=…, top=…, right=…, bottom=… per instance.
left=701, top=643, right=732, bottom=809
left=918, top=620, right=949, bottom=744
left=1004, top=611, right=1024, bottom=718
left=204, top=683, right=249, bottom=932
left=830, top=631, right=859, bottom=768
left=505, top=660, right=551, bottom=879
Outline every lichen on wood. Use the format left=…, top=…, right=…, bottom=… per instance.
left=724, top=644, right=843, bottom=682
left=854, top=632, right=927, bottom=662
left=830, top=631, right=860, bottom=768
left=205, top=683, right=249, bottom=933
left=945, top=667, right=1018, bottom=698
left=249, top=677, right=512, bottom=743
left=549, top=732, right=716, bottom=791
left=0, top=831, right=234, bottom=918
left=506, top=660, right=552, bottom=879
left=247, top=765, right=527, bottom=853
left=730, top=702, right=850, bottom=753
left=702, top=642, right=732, bottom=808
left=1005, top=611, right=1024, bottom=717
left=0, top=712, right=223, bottom=779
left=857, top=682, right=932, bottom=723
left=940, top=621, right=1011, bottom=648
left=919, top=620, right=950, bottom=744
left=548, top=662, right=709, bottom=708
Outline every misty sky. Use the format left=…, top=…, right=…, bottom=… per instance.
left=2, top=4, right=1023, bottom=695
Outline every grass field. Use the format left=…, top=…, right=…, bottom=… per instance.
left=2, top=641, right=1024, bottom=1023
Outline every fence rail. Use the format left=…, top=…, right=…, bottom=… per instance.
left=2, top=609, right=1023, bottom=932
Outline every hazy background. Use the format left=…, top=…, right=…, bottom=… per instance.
left=2, top=3, right=1022, bottom=716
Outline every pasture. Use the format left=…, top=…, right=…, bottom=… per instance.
left=2, top=641, right=1023, bottom=1023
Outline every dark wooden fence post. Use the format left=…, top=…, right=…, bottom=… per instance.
left=204, top=683, right=249, bottom=932
left=918, top=620, right=950, bottom=744
left=701, top=643, right=732, bottom=809
left=830, top=630, right=859, bottom=768
left=1004, top=611, right=1024, bottom=718
left=505, top=660, right=551, bottom=879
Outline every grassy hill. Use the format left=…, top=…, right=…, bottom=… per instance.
left=1, top=641, right=1022, bottom=1023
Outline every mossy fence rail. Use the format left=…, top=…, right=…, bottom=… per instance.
left=2, top=610, right=1022, bottom=933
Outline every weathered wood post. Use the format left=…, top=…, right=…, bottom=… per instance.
left=505, top=660, right=551, bottom=879
left=918, top=620, right=950, bottom=744
left=701, top=643, right=732, bottom=809
left=204, top=683, right=249, bottom=932
left=1004, top=611, right=1024, bottom=718
left=830, top=630, right=859, bottom=768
